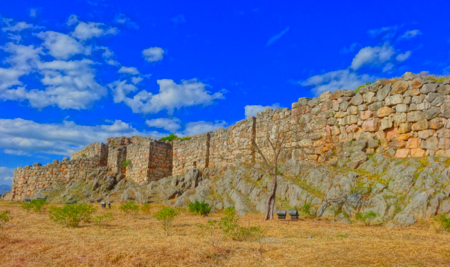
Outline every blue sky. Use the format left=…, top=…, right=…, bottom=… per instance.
left=0, top=0, right=449, bottom=185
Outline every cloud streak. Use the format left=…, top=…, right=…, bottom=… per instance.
left=266, top=27, right=290, bottom=47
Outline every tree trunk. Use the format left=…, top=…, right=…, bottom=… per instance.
left=264, top=174, right=277, bottom=220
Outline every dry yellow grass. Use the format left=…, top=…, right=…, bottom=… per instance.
left=1, top=201, right=450, bottom=267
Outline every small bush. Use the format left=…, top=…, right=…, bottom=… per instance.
left=436, top=214, right=450, bottom=232
left=123, top=159, right=131, bottom=168
left=160, top=133, right=191, bottom=142
left=189, top=200, right=212, bottom=216
left=22, top=199, right=47, bottom=213
left=81, top=153, right=87, bottom=157
left=196, top=220, right=222, bottom=250
left=300, top=202, right=312, bottom=216
left=219, top=207, right=262, bottom=241
left=93, top=213, right=114, bottom=227
left=141, top=204, right=151, bottom=215
left=119, top=201, right=140, bottom=216
left=0, top=210, right=12, bottom=231
left=355, top=211, right=378, bottom=226
left=49, top=204, right=97, bottom=228
left=153, top=207, right=180, bottom=235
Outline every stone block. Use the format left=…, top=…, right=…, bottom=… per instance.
left=386, top=128, right=398, bottom=139
left=421, top=84, right=438, bottom=93
left=359, top=110, right=373, bottom=120
left=380, top=117, right=393, bottom=130
left=376, top=106, right=394, bottom=118
left=396, top=104, right=408, bottom=113
left=421, top=137, right=438, bottom=150
left=406, top=138, right=421, bottom=149
left=418, top=130, right=435, bottom=139
left=368, top=101, right=384, bottom=111
left=358, top=104, right=367, bottom=111
left=395, top=149, right=410, bottom=158
left=335, top=111, right=348, bottom=118
left=429, top=118, right=444, bottom=130
left=412, top=119, right=429, bottom=131
left=350, top=94, right=363, bottom=106
left=398, top=123, right=411, bottom=134
left=362, top=119, right=378, bottom=132
left=411, top=148, right=426, bottom=158
left=392, top=81, right=409, bottom=94
left=388, top=140, right=406, bottom=148
left=363, top=92, right=375, bottom=104
left=438, top=138, right=450, bottom=150
left=339, top=101, right=349, bottom=111
left=407, top=111, right=426, bottom=122
left=409, top=79, right=423, bottom=88
left=385, top=94, right=403, bottom=106
left=347, top=106, right=358, bottom=115
left=377, top=84, right=392, bottom=101
left=405, top=88, right=421, bottom=96
left=319, top=91, right=332, bottom=102
left=438, top=85, right=450, bottom=95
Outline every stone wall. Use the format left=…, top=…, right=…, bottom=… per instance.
left=71, top=142, right=108, bottom=164
left=173, top=133, right=210, bottom=176
left=148, top=141, right=173, bottom=181
left=8, top=157, right=104, bottom=200
left=107, top=146, right=127, bottom=174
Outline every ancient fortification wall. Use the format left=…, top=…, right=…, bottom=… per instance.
left=9, top=157, right=104, bottom=200
left=8, top=72, right=450, bottom=200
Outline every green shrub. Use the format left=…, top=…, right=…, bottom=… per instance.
left=119, top=201, right=140, bottom=215
left=21, top=198, right=47, bottom=213
left=436, top=214, right=450, bottom=232
left=141, top=204, right=151, bottom=215
left=196, top=220, right=222, bottom=250
left=93, top=213, right=114, bottom=227
left=123, top=159, right=131, bottom=168
left=153, top=207, right=180, bottom=235
left=355, top=211, right=378, bottom=226
left=0, top=210, right=12, bottom=231
left=160, top=133, right=191, bottom=142
left=188, top=200, right=212, bottom=216
left=81, top=153, right=87, bottom=157
left=300, top=202, right=312, bottom=216
left=218, top=207, right=262, bottom=241
left=49, top=204, right=97, bottom=228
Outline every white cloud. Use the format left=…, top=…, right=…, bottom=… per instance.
left=350, top=43, right=395, bottom=70
left=142, top=47, right=164, bottom=62
left=183, top=121, right=227, bottom=136
left=396, top=51, right=411, bottom=62
left=244, top=103, right=281, bottom=118
left=37, top=31, right=87, bottom=59
left=108, top=80, right=138, bottom=103
left=368, top=26, right=398, bottom=40
left=400, top=30, right=421, bottom=39
left=2, top=18, right=34, bottom=32
left=266, top=27, right=290, bottom=47
left=119, top=66, right=140, bottom=75
left=0, top=167, right=14, bottom=184
left=146, top=118, right=181, bottom=132
left=0, top=118, right=153, bottom=156
left=71, top=21, right=118, bottom=40
left=302, top=69, right=373, bottom=95
left=114, top=14, right=139, bottom=29
left=113, top=79, right=224, bottom=114
left=340, top=43, right=360, bottom=54
left=30, top=9, right=37, bottom=17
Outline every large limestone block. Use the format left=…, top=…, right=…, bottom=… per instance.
left=394, top=149, right=410, bottom=158
left=391, top=81, right=409, bottom=94
left=363, top=92, right=375, bottom=104
left=350, top=94, right=363, bottom=106
left=376, top=106, right=394, bottom=118
left=380, top=117, right=393, bottom=130
left=407, top=111, right=426, bottom=122
left=412, top=119, right=429, bottom=131
left=360, top=110, right=373, bottom=120
left=421, top=83, right=438, bottom=93
left=409, top=78, right=423, bottom=88
left=362, top=118, right=378, bottom=132
left=403, top=191, right=430, bottom=219
left=398, top=122, right=411, bottom=134
left=396, top=104, right=408, bottom=113
left=421, top=137, right=438, bottom=150
left=426, top=108, right=441, bottom=120
left=385, top=94, right=403, bottom=106
left=377, top=84, right=392, bottom=101
left=438, top=84, right=450, bottom=95
left=411, top=148, right=426, bottom=158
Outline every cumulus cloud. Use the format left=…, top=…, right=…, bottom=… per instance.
left=146, top=118, right=181, bottom=132
left=0, top=166, right=14, bottom=184
left=400, top=30, right=421, bottom=39
left=2, top=18, right=34, bottom=32
left=112, top=79, right=224, bottom=114
left=266, top=27, right=290, bottom=47
left=71, top=21, right=118, bottom=40
left=0, top=118, right=154, bottom=156
left=350, top=43, right=395, bottom=70
left=142, top=47, right=165, bottom=62
left=396, top=51, right=411, bottom=62
left=244, top=103, right=281, bottom=118
left=302, top=69, right=373, bottom=95
left=183, top=121, right=227, bottom=136
left=119, top=66, right=140, bottom=75
left=37, top=31, right=87, bottom=59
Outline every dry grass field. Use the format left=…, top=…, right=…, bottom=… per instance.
left=1, top=200, right=450, bottom=267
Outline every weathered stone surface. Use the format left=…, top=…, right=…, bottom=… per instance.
left=407, top=111, right=426, bottom=122
left=403, top=191, right=430, bottom=219
left=376, top=107, right=394, bottom=118
left=377, top=84, right=392, bottom=101
left=350, top=94, right=363, bottom=106
left=421, top=83, right=438, bottom=93
left=392, top=81, right=408, bottom=94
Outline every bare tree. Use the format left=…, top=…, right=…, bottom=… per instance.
left=251, top=116, right=330, bottom=220
left=252, top=129, right=289, bottom=220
